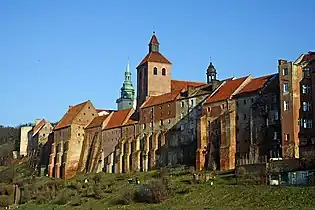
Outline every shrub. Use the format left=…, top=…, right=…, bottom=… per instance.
left=54, top=190, right=71, bottom=205
left=0, top=195, right=13, bottom=207
left=136, top=179, right=169, bottom=203
left=117, top=190, right=135, bottom=205
left=176, top=186, right=192, bottom=195
left=69, top=195, right=82, bottom=206
left=93, top=186, right=105, bottom=199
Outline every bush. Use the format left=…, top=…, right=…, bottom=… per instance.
left=136, top=179, right=169, bottom=203
left=117, top=190, right=135, bottom=205
left=93, top=186, right=105, bottom=199
left=0, top=195, right=13, bottom=207
left=69, top=195, right=82, bottom=206
left=54, top=190, right=71, bottom=205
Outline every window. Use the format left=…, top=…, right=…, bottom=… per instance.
left=168, top=111, right=170, bottom=115
left=83, top=112, right=86, bottom=115
left=78, top=133, right=80, bottom=136
left=190, top=99, right=194, bottom=107
left=43, top=133, right=46, bottom=137
left=243, top=100, right=246, bottom=105
left=181, top=101, right=184, bottom=108
left=142, top=124, right=146, bottom=129
left=207, top=107, right=210, bottom=112
left=283, top=68, right=288, bottom=76
left=251, top=98, right=254, bottom=103
left=283, top=83, right=289, bottom=93
left=243, top=114, right=247, bottom=120
left=159, top=106, right=162, bottom=109
left=302, top=67, right=311, bottom=78
left=88, top=106, right=90, bottom=109
left=273, top=132, right=278, bottom=140
left=303, top=119, right=313, bottom=129
left=285, top=134, right=290, bottom=141
left=92, top=113, right=94, bottom=116
left=222, top=104, right=225, bottom=109
left=168, top=119, right=171, bottom=124
left=153, top=67, right=158, bottom=75
left=302, top=102, right=311, bottom=112
left=150, top=122, right=153, bottom=127
left=302, top=84, right=312, bottom=94
left=160, top=120, right=163, bottom=126
left=284, top=101, right=289, bottom=111
left=162, top=68, right=166, bottom=76
left=274, top=111, right=279, bottom=120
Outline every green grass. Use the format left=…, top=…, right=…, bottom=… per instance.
left=3, top=168, right=315, bottom=210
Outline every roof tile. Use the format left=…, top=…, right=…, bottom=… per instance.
left=205, top=76, right=249, bottom=103
left=138, top=51, right=171, bottom=67
left=237, top=74, right=275, bottom=95
left=104, top=108, right=132, bottom=130
left=141, top=90, right=181, bottom=108
left=54, top=101, right=88, bottom=130
left=171, top=80, right=206, bottom=92
left=32, top=119, right=46, bottom=137
left=86, top=115, right=110, bottom=129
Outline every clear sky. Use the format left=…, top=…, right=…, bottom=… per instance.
left=1, top=0, right=314, bottom=126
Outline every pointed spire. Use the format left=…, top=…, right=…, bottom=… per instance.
left=149, top=31, right=159, bottom=52
left=126, top=57, right=130, bottom=73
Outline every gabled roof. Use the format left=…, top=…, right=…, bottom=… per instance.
left=137, top=51, right=171, bottom=67
left=205, top=76, right=249, bottom=104
left=141, top=90, right=181, bottom=108
left=171, top=80, right=206, bottom=92
left=236, top=74, right=275, bottom=95
left=32, top=119, right=46, bottom=137
left=86, top=115, right=110, bottom=129
left=54, top=100, right=89, bottom=130
left=104, top=108, right=133, bottom=130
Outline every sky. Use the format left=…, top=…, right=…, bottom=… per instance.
left=1, top=0, right=314, bottom=126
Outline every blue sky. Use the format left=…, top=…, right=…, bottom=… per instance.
left=1, top=0, right=314, bottom=126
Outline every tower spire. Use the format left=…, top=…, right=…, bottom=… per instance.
left=116, top=59, right=135, bottom=110
left=149, top=32, right=159, bottom=52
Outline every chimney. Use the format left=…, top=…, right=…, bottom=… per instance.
left=35, top=119, right=41, bottom=126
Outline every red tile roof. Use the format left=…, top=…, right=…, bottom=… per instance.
left=205, top=76, right=249, bottom=104
left=138, top=51, right=171, bottom=67
left=96, top=109, right=116, bottom=113
left=86, top=115, right=110, bottom=129
left=141, top=90, right=181, bottom=108
left=32, top=119, right=46, bottom=137
left=237, top=74, right=275, bottom=95
left=104, top=108, right=132, bottom=130
left=171, top=80, right=206, bottom=92
left=54, top=101, right=88, bottom=130
left=149, top=34, right=159, bottom=45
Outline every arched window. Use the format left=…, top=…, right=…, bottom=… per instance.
left=153, top=67, right=158, bottom=75
left=162, top=68, right=166, bottom=76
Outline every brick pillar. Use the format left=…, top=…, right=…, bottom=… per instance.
left=148, top=134, right=158, bottom=170
left=143, top=135, right=150, bottom=171
left=106, top=152, right=114, bottom=173
left=123, top=141, right=131, bottom=173
left=132, top=137, right=140, bottom=172
left=115, top=144, right=123, bottom=173
left=196, top=114, right=207, bottom=171
left=54, top=164, right=60, bottom=178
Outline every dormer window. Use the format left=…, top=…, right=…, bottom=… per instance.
left=153, top=67, right=158, bottom=75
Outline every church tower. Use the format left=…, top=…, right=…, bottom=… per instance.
left=116, top=60, right=135, bottom=110
left=136, top=32, right=172, bottom=108
left=206, top=62, right=217, bottom=83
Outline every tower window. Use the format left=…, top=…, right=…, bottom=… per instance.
left=283, top=83, right=289, bottom=93
left=303, top=67, right=311, bottom=78
left=153, top=67, right=158, bottom=75
left=162, top=68, right=166, bottom=76
left=284, top=101, right=289, bottom=111
left=282, top=68, right=288, bottom=76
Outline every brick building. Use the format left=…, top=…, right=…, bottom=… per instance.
left=48, top=100, right=97, bottom=179
left=278, top=52, right=315, bottom=159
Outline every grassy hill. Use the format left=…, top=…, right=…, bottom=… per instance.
left=4, top=168, right=314, bottom=210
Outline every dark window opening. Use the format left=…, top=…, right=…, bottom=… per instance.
left=162, top=68, right=166, bottom=76
left=153, top=67, right=158, bottom=75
